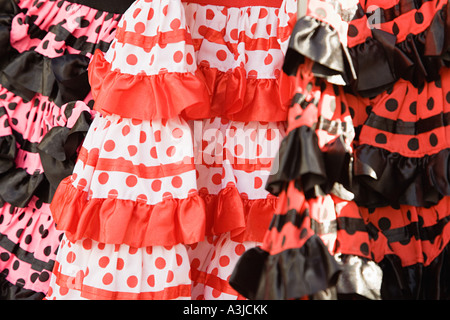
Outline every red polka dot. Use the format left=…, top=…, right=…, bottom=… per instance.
left=82, top=239, right=92, bottom=250
left=216, top=50, right=227, bottom=61
left=166, top=146, right=176, bottom=157
left=136, top=194, right=148, bottom=202
left=134, top=22, right=146, bottom=33
left=126, top=175, right=138, bottom=187
left=265, top=128, right=275, bottom=140
left=198, top=25, right=207, bottom=36
left=266, top=24, right=272, bottom=35
left=59, top=286, right=69, bottom=296
left=133, top=8, right=141, bottom=18
left=108, top=189, right=118, bottom=198
left=129, top=247, right=138, bottom=255
left=212, top=289, right=222, bottom=298
left=150, top=147, right=158, bottom=158
left=235, top=244, right=246, bottom=256
left=219, top=255, right=230, bottom=267
left=170, top=18, right=181, bottom=30
left=98, top=172, right=109, bottom=185
left=127, top=275, right=138, bottom=288
left=186, top=53, right=194, bottom=65
left=117, top=258, right=125, bottom=270
left=166, top=270, right=174, bottom=283
left=173, top=51, right=183, bottom=63
left=98, top=256, right=110, bottom=268
left=206, top=9, right=215, bottom=19
left=248, top=70, right=258, bottom=78
left=162, top=5, right=168, bottom=15
left=66, top=251, right=76, bottom=263
left=147, top=274, right=155, bottom=287
left=230, top=28, right=238, bottom=41
left=77, top=178, right=88, bottom=189
left=104, top=140, right=115, bottom=152
left=256, top=144, right=263, bottom=156
left=102, top=273, right=114, bottom=285
left=147, top=8, right=154, bottom=20
left=140, top=131, right=147, bottom=143
left=128, top=145, right=138, bottom=157
left=131, top=119, right=142, bottom=126
left=251, top=23, right=257, bottom=34
left=155, top=257, right=166, bottom=269
left=254, top=177, right=263, bottom=189
left=171, top=176, right=183, bottom=188
left=250, top=130, right=258, bottom=141
left=154, top=130, right=161, bottom=142
left=264, top=54, right=273, bottom=65
left=176, top=254, right=183, bottom=266
left=150, top=54, right=155, bottom=65
left=212, top=173, right=222, bottom=185
left=98, top=243, right=106, bottom=250
left=259, top=8, right=268, bottom=19
left=234, top=144, right=243, bottom=156
left=172, top=128, right=184, bottom=139
left=122, top=125, right=131, bottom=136
left=151, top=179, right=162, bottom=192
left=126, top=54, right=138, bottom=66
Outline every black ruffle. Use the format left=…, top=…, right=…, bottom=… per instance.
left=0, top=51, right=91, bottom=106
left=348, top=3, right=450, bottom=97
left=0, top=0, right=20, bottom=70
left=379, top=245, right=450, bottom=300
left=0, top=272, right=45, bottom=300
left=283, top=15, right=356, bottom=85
left=229, top=235, right=342, bottom=300
left=38, top=109, right=93, bottom=191
left=266, top=126, right=352, bottom=200
left=68, top=0, right=134, bottom=14
left=352, top=144, right=449, bottom=208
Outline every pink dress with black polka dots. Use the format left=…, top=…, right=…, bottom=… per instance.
left=47, top=0, right=296, bottom=300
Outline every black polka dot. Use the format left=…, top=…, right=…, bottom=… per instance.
left=399, top=237, right=411, bottom=245
left=300, top=228, right=308, bottom=239
left=348, top=24, right=359, bottom=37
left=365, top=105, right=372, bottom=115
left=360, top=243, right=369, bottom=256
left=0, top=252, right=10, bottom=261
left=446, top=92, right=450, bottom=103
left=7, top=102, right=17, bottom=110
left=43, top=246, right=52, bottom=257
left=415, top=12, right=424, bottom=24
left=30, top=272, right=39, bottom=283
left=392, top=22, right=399, bottom=35
left=378, top=217, right=391, bottom=231
left=24, top=235, right=32, bottom=245
left=281, top=235, right=286, bottom=247
left=16, top=228, right=23, bottom=238
left=375, top=133, right=387, bottom=144
left=13, top=260, right=20, bottom=270
left=409, top=101, right=417, bottom=115
left=15, top=278, right=25, bottom=286
left=385, top=98, right=398, bottom=112
left=39, top=271, right=50, bottom=282
left=427, top=97, right=434, bottom=110
left=341, top=102, right=347, bottom=114
left=429, top=133, right=438, bottom=146
left=408, top=138, right=419, bottom=151
left=406, top=210, right=412, bottom=220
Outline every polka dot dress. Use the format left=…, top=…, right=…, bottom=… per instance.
left=47, top=0, right=294, bottom=300
left=0, top=0, right=130, bottom=298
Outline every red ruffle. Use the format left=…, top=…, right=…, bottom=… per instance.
left=50, top=177, right=207, bottom=247
left=88, top=50, right=211, bottom=121
left=200, top=187, right=278, bottom=243
left=88, top=50, right=292, bottom=122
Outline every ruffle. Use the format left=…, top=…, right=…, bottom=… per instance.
left=89, top=50, right=211, bottom=121
left=229, top=235, right=342, bottom=300
left=50, top=177, right=207, bottom=248
left=379, top=246, right=450, bottom=300
left=0, top=0, right=20, bottom=70
left=1, top=50, right=91, bottom=106
left=65, top=0, right=135, bottom=14
left=352, top=144, right=449, bottom=208
left=38, top=104, right=94, bottom=194
left=282, top=14, right=356, bottom=86
left=200, top=186, right=278, bottom=243
left=348, top=2, right=450, bottom=97
left=266, top=126, right=352, bottom=200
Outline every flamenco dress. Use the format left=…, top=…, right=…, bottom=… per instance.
left=347, top=0, right=450, bottom=299
left=0, top=0, right=130, bottom=299
left=45, top=0, right=294, bottom=300
left=230, top=0, right=383, bottom=300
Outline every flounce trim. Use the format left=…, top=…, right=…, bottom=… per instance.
left=348, top=3, right=450, bottom=97
left=1, top=50, right=91, bottom=106
left=200, top=186, right=278, bottom=243
left=229, top=235, right=342, bottom=300
left=199, top=64, right=291, bottom=122
left=50, top=177, right=207, bottom=248
left=89, top=50, right=210, bottom=121
left=0, top=0, right=20, bottom=71
left=38, top=107, right=94, bottom=194
left=0, top=273, right=45, bottom=300
left=379, top=245, right=450, bottom=300
left=266, top=125, right=352, bottom=200
left=282, top=15, right=356, bottom=86
left=352, top=144, right=449, bottom=208
left=89, top=50, right=292, bottom=122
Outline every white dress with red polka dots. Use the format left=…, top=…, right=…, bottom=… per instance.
left=46, top=0, right=296, bottom=300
